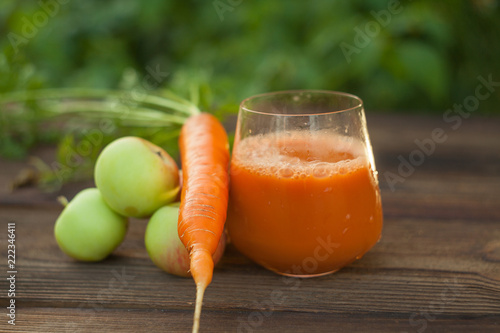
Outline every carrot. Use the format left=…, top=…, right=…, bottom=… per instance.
left=177, top=113, right=230, bottom=333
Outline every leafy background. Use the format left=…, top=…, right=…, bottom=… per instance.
left=1, top=0, right=499, bottom=187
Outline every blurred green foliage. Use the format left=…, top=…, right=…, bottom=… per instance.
left=1, top=0, right=499, bottom=113
left=1, top=1, right=499, bottom=150
left=1, top=0, right=499, bottom=188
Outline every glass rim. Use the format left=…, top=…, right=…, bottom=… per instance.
left=239, top=90, right=364, bottom=116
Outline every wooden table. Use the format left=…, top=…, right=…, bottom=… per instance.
left=1, top=114, right=499, bottom=332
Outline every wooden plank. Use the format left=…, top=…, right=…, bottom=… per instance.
left=2, top=114, right=499, bottom=207
left=13, top=308, right=500, bottom=333
left=0, top=114, right=499, bottom=332
left=1, top=207, right=498, bottom=318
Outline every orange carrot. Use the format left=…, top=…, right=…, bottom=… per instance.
left=177, top=113, right=230, bottom=333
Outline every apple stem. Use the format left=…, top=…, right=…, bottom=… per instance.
left=57, top=196, right=69, bottom=207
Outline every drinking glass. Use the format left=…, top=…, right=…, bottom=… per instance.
left=226, top=90, right=383, bottom=277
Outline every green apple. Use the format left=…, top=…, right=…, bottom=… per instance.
left=95, top=136, right=180, bottom=218
left=145, top=203, right=226, bottom=277
left=54, top=188, right=128, bottom=261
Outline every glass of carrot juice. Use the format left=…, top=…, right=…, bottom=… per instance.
left=226, top=90, right=383, bottom=277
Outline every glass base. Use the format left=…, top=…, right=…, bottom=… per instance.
left=264, top=266, right=341, bottom=278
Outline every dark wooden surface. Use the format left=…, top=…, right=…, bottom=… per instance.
left=1, top=113, right=499, bottom=332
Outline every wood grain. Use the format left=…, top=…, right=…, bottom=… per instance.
left=1, top=114, right=499, bottom=332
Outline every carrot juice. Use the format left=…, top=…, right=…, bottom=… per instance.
left=226, top=130, right=383, bottom=276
